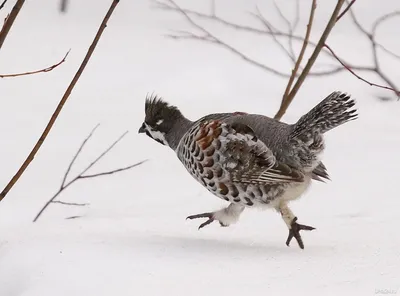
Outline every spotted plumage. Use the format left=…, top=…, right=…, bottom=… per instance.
left=177, top=119, right=305, bottom=208
left=139, top=91, right=358, bottom=249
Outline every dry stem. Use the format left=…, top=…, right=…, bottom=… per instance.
left=156, top=0, right=344, bottom=76
left=274, top=0, right=346, bottom=120
left=0, top=0, right=120, bottom=202
left=0, top=50, right=70, bottom=78
left=336, top=0, right=356, bottom=22
left=33, top=124, right=148, bottom=222
left=0, top=0, right=24, bottom=51
left=324, top=44, right=400, bottom=96
left=279, top=0, right=316, bottom=118
left=0, top=0, right=8, bottom=11
left=157, top=0, right=400, bottom=106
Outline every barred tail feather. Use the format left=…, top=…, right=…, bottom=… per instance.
left=291, top=91, right=358, bottom=138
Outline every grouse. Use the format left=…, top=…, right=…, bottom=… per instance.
left=138, top=91, right=357, bottom=249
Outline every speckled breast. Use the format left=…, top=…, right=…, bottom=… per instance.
left=176, top=120, right=285, bottom=207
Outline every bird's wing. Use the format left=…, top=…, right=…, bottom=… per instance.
left=197, top=120, right=304, bottom=185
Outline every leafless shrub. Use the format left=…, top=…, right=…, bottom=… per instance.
left=154, top=0, right=400, bottom=118
left=33, top=124, right=148, bottom=222
left=0, top=0, right=121, bottom=202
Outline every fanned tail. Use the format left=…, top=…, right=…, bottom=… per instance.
left=291, top=91, right=358, bottom=139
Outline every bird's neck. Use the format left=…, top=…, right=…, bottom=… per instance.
left=166, top=116, right=193, bottom=151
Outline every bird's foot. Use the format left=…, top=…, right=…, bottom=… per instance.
left=186, top=204, right=245, bottom=230
left=286, top=217, right=315, bottom=249
left=186, top=212, right=229, bottom=230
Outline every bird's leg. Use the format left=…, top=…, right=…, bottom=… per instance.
left=277, top=202, right=315, bottom=249
left=186, top=203, right=245, bottom=230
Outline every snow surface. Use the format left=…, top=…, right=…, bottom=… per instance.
left=0, top=0, right=400, bottom=295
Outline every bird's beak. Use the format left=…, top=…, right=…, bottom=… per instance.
left=138, top=123, right=146, bottom=134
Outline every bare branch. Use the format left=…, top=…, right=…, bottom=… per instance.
left=0, top=0, right=8, bottom=11
left=155, top=0, right=266, bottom=35
left=0, top=0, right=120, bottom=202
left=252, top=6, right=295, bottom=63
left=371, top=11, right=400, bottom=36
left=52, top=200, right=89, bottom=206
left=377, top=43, right=400, bottom=60
left=280, top=0, right=316, bottom=115
left=0, top=50, right=70, bottom=78
left=274, top=0, right=346, bottom=120
left=65, top=216, right=82, bottom=220
left=272, top=0, right=292, bottom=32
left=347, top=4, right=369, bottom=36
left=0, top=0, right=25, bottom=51
left=336, top=0, right=356, bottom=22
left=344, top=5, right=400, bottom=98
left=61, top=124, right=100, bottom=189
left=157, top=0, right=399, bottom=104
left=160, top=0, right=291, bottom=77
left=288, top=0, right=301, bottom=59
left=156, top=0, right=348, bottom=78
left=33, top=124, right=148, bottom=222
left=79, top=131, right=129, bottom=176
left=324, top=44, right=400, bottom=96
left=80, top=160, right=148, bottom=179
left=292, top=0, right=300, bottom=31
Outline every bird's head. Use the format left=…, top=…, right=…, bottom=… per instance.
left=138, top=94, right=182, bottom=146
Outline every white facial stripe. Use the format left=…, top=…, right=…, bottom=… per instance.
left=156, top=119, right=164, bottom=125
left=144, top=122, right=169, bottom=146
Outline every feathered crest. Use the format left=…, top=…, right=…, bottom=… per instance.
left=144, top=93, right=181, bottom=126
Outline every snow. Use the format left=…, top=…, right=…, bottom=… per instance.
left=1, top=0, right=400, bottom=295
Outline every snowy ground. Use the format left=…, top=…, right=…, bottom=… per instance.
left=0, top=0, right=399, bottom=295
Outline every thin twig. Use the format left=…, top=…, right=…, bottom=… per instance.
left=272, top=0, right=301, bottom=60
left=0, top=50, right=70, bottom=78
left=0, top=0, right=120, bottom=202
left=33, top=125, right=148, bottom=222
left=288, top=0, right=300, bottom=60
left=52, top=200, right=89, bottom=206
left=79, top=160, right=148, bottom=179
left=324, top=44, right=400, bottom=96
left=274, top=0, right=346, bottom=120
left=162, top=0, right=292, bottom=77
left=156, top=0, right=345, bottom=78
left=371, top=11, right=400, bottom=36
left=80, top=131, right=129, bottom=176
left=280, top=0, right=316, bottom=116
left=0, top=0, right=8, bottom=11
left=345, top=5, right=400, bottom=97
left=162, top=0, right=336, bottom=63
left=60, top=124, right=100, bottom=189
left=65, top=216, right=82, bottom=220
left=272, top=0, right=291, bottom=31
left=336, top=0, right=356, bottom=22
left=157, top=0, right=399, bottom=101
left=377, top=43, right=400, bottom=60
left=0, top=0, right=24, bottom=51
left=252, top=6, right=295, bottom=63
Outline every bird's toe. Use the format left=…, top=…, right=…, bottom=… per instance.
left=286, top=217, right=316, bottom=249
